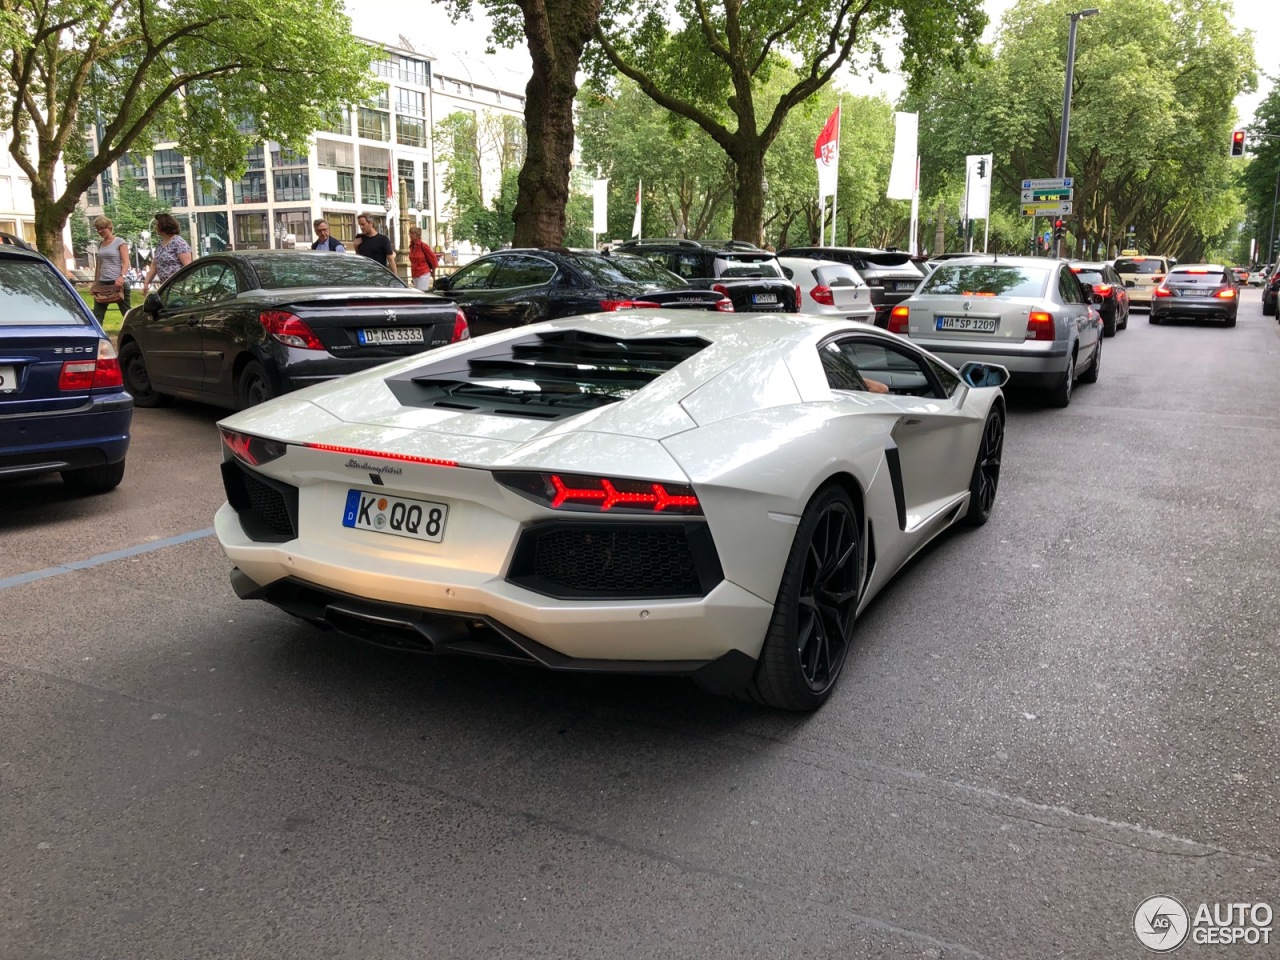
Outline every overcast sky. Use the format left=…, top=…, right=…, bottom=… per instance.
left=350, top=0, right=1276, bottom=124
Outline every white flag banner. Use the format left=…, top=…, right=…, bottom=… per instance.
left=964, top=154, right=993, bottom=220
left=593, top=178, right=609, bottom=235
left=631, top=180, right=643, bottom=238
left=886, top=112, right=918, bottom=201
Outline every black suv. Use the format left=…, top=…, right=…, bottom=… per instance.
left=776, top=246, right=923, bottom=327
left=1263, top=267, right=1279, bottom=317
left=611, top=239, right=799, bottom=313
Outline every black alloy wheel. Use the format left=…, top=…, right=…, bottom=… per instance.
left=1046, top=351, right=1074, bottom=408
left=742, top=485, right=861, bottom=711
left=963, top=407, right=1004, bottom=526
left=118, top=340, right=172, bottom=408
left=1080, top=335, right=1101, bottom=384
left=1102, top=305, right=1117, bottom=337
left=236, top=360, right=275, bottom=410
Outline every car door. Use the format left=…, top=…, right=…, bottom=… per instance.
left=142, top=264, right=221, bottom=394
left=833, top=336, right=973, bottom=525
left=480, top=255, right=559, bottom=330
left=190, top=263, right=248, bottom=402
left=1057, top=265, right=1096, bottom=373
left=434, top=257, right=502, bottom=334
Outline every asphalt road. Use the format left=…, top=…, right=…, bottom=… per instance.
left=3, top=292, right=1278, bottom=959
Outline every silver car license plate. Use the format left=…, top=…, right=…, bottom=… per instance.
left=342, top=489, right=448, bottom=542
left=0, top=364, right=16, bottom=392
left=359, top=327, right=424, bottom=345
left=936, top=316, right=997, bottom=333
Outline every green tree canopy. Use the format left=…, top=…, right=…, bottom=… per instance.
left=3, top=0, right=374, bottom=263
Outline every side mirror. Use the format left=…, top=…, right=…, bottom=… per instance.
left=958, top=361, right=1010, bottom=389
left=433, top=274, right=452, bottom=292
left=144, top=292, right=163, bottom=314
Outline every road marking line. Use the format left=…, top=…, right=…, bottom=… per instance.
left=0, top=527, right=215, bottom=591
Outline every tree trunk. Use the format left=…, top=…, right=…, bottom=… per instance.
left=512, top=0, right=598, bottom=248
left=729, top=145, right=766, bottom=244
left=31, top=171, right=74, bottom=270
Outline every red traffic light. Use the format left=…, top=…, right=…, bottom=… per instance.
left=1231, top=130, right=1246, bottom=156
left=1054, top=219, right=1064, bottom=229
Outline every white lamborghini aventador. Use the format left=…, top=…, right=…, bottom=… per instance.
left=214, top=312, right=1008, bottom=711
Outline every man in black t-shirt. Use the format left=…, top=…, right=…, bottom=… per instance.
left=352, top=213, right=396, bottom=273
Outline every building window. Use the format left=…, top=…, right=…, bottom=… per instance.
left=273, top=209, right=311, bottom=248
left=396, top=116, right=426, bottom=147
left=87, top=178, right=100, bottom=205
left=360, top=149, right=391, bottom=206
left=357, top=107, right=390, bottom=141
left=320, top=108, right=352, bottom=137
left=193, top=162, right=226, bottom=206
left=234, top=211, right=269, bottom=249
left=316, top=139, right=356, bottom=203
left=196, top=212, right=230, bottom=254
left=156, top=177, right=188, bottom=206
left=323, top=211, right=355, bottom=243
left=394, top=88, right=425, bottom=117
left=153, top=149, right=185, bottom=177
left=391, top=54, right=428, bottom=86
left=118, top=152, right=148, bottom=184
left=270, top=144, right=309, bottom=202
left=233, top=172, right=268, bottom=204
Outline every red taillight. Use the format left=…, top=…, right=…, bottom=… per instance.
left=794, top=284, right=802, bottom=311
left=711, top=283, right=731, bottom=298
left=259, top=310, right=324, bottom=350
left=1093, top=283, right=1112, bottom=296
left=451, top=309, right=470, bottom=342
left=219, top=428, right=288, bottom=466
left=58, top=341, right=124, bottom=391
left=599, top=299, right=662, bottom=311
left=1026, top=310, right=1056, bottom=341
left=888, top=304, right=910, bottom=334
left=714, top=297, right=735, bottom=313
left=303, top=442, right=457, bottom=467
left=1215, top=287, right=1237, bottom=299
left=495, top=471, right=702, bottom=515
left=1153, top=286, right=1173, bottom=298
left=810, top=285, right=835, bottom=306
left=1152, top=275, right=1165, bottom=283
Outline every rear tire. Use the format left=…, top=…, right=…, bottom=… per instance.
left=739, top=485, right=861, bottom=711
left=963, top=407, right=1004, bottom=526
left=1045, top=355, right=1074, bottom=408
left=1225, top=314, right=1237, bottom=328
left=1080, top=337, right=1101, bottom=384
left=119, top=341, right=172, bottom=408
left=1262, top=297, right=1275, bottom=317
left=236, top=360, right=275, bottom=410
left=61, top=460, right=126, bottom=494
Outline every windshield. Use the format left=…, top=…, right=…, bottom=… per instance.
left=571, top=254, right=679, bottom=288
left=1073, top=269, right=1105, bottom=285
left=604, top=255, right=687, bottom=286
left=814, top=264, right=862, bottom=287
left=920, top=263, right=1050, bottom=298
left=1115, top=258, right=1167, bottom=275
left=245, top=254, right=406, bottom=290
left=0, top=260, right=92, bottom=325
left=715, top=256, right=784, bottom=279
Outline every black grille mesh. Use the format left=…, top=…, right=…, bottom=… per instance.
left=243, top=470, right=296, bottom=538
left=530, top=527, right=701, bottom=596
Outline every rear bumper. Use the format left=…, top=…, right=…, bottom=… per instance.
left=0, top=394, right=132, bottom=479
left=228, top=566, right=760, bottom=695
left=1150, top=299, right=1237, bottom=320
left=908, top=338, right=1070, bottom=379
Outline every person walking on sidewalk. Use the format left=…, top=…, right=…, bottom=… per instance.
left=351, top=213, right=395, bottom=272
left=408, top=226, right=438, bottom=290
left=90, top=217, right=130, bottom=322
left=141, top=213, right=192, bottom=294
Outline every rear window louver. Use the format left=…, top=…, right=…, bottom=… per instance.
left=385, top=330, right=710, bottom=419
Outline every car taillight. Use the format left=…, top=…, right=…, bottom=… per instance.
left=711, top=283, right=731, bottom=298
left=259, top=310, right=324, bottom=350
left=714, top=297, right=735, bottom=313
left=494, top=471, right=702, bottom=515
left=451, top=309, right=470, bottom=341
left=1215, top=288, right=1237, bottom=299
left=1153, top=286, right=1173, bottom=298
left=794, top=284, right=802, bottom=311
left=810, top=285, right=835, bottom=306
left=219, top=428, right=288, bottom=466
left=888, top=304, right=910, bottom=334
left=1152, top=275, right=1165, bottom=283
left=1093, top=283, right=1112, bottom=296
left=1026, top=310, right=1056, bottom=341
left=58, top=340, right=124, bottom=390
left=599, top=299, right=662, bottom=311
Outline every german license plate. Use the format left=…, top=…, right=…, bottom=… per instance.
left=358, top=327, right=424, bottom=345
left=752, top=292, right=778, bottom=305
left=0, top=365, right=15, bottom=393
left=936, top=316, right=997, bottom=333
left=895, top=281, right=918, bottom=291
left=342, top=489, right=448, bottom=542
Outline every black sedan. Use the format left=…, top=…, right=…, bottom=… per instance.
left=432, top=248, right=731, bottom=338
left=1069, top=261, right=1130, bottom=336
left=118, top=252, right=468, bottom=410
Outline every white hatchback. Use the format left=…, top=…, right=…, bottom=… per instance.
left=777, top=257, right=876, bottom=324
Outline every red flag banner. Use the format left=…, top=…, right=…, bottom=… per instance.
left=814, top=107, right=840, bottom=197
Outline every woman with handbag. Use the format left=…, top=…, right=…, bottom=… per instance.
left=91, top=216, right=130, bottom=321
left=141, top=213, right=192, bottom=294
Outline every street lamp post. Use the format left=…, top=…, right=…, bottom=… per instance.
left=1055, top=7, right=1099, bottom=258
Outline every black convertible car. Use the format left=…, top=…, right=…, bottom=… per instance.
left=118, top=252, right=467, bottom=410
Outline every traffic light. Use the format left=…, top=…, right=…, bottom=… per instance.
left=1053, top=219, right=1066, bottom=243
left=976, top=158, right=987, bottom=178
left=1231, top=129, right=1246, bottom=156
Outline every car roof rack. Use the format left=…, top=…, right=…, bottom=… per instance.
left=0, top=231, right=35, bottom=250
left=615, top=238, right=703, bottom=248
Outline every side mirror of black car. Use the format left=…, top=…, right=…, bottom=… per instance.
left=144, top=292, right=163, bottom=314
left=958, top=361, right=1011, bottom=389
left=433, top=274, right=452, bottom=292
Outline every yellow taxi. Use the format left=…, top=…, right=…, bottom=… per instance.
left=1113, top=250, right=1173, bottom=307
